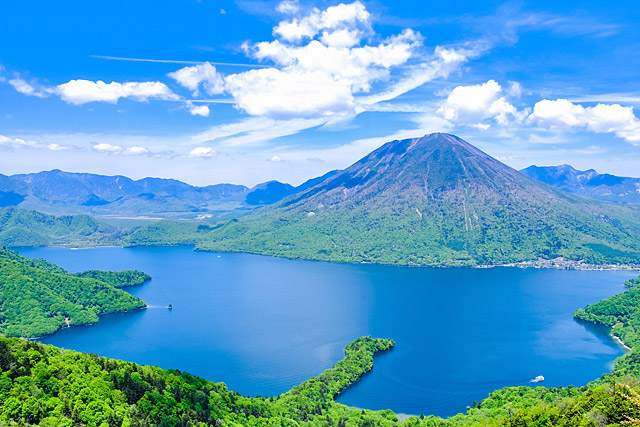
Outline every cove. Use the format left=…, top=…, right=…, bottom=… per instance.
left=16, top=246, right=635, bottom=417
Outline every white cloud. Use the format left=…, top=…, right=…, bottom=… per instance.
left=357, top=45, right=473, bottom=109
left=187, top=102, right=210, bottom=117
left=437, top=80, right=525, bottom=128
left=0, top=135, right=33, bottom=148
left=273, top=1, right=370, bottom=42
left=8, top=78, right=49, bottom=98
left=92, top=143, right=122, bottom=152
left=269, top=155, right=283, bottom=162
left=276, top=0, right=299, bottom=15
left=0, top=134, right=77, bottom=151
left=226, top=68, right=355, bottom=119
left=225, top=11, right=427, bottom=120
left=530, top=99, right=640, bottom=143
left=188, top=147, right=215, bottom=157
left=167, top=62, right=225, bottom=96
left=47, top=143, right=68, bottom=151
left=220, top=8, right=227, bottom=15
left=53, top=80, right=178, bottom=105
left=507, top=81, right=523, bottom=98
left=124, top=146, right=149, bottom=155
left=191, top=117, right=325, bottom=147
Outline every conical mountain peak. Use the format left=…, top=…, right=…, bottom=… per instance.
left=202, top=133, right=640, bottom=267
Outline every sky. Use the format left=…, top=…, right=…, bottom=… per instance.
left=1, top=0, right=639, bottom=186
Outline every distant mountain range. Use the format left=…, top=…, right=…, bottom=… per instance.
left=0, top=169, right=338, bottom=218
left=520, top=165, right=640, bottom=204
left=193, top=133, right=640, bottom=266
left=2, top=160, right=637, bottom=221
left=2, top=134, right=640, bottom=266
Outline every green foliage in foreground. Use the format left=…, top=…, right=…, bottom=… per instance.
left=1, top=333, right=640, bottom=427
left=0, top=336, right=398, bottom=427
left=0, top=247, right=148, bottom=338
left=2, top=275, right=640, bottom=426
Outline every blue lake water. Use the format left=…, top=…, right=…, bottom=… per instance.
left=17, top=246, right=635, bottom=417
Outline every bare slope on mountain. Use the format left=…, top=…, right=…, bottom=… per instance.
left=198, top=133, right=640, bottom=266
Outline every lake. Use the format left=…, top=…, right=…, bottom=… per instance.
left=17, top=246, right=635, bottom=417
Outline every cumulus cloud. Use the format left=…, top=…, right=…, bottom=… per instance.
left=269, top=155, right=283, bottom=162
left=225, top=68, right=354, bottom=119
left=187, top=102, right=210, bottom=117
left=167, top=62, right=225, bottom=96
left=53, top=80, right=178, bottom=105
left=430, top=82, right=640, bottom=145
left=530, top=99, right=640, bottom=143
left=209, top=2, right=477, bottom=121
left=188, top=147, right=215, bottom=157
left=7, top=73, right=181, bottom=107
left=6, top=1, right=474, bottom=125
left=438, top=80, right=526, bottom=128
left=222, top=2, right=434, bottom=121
left=273, top=1, right=371, bottom=42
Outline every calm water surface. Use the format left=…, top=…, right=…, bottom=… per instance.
left=17, top=246, right=634, bottom=417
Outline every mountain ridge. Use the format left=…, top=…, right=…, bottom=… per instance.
left=0, top=169, right=340, bottom=217
left=521, top=164, right=640, bottom=204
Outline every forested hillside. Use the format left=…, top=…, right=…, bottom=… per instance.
left=0, top=247, right=149, bottom=337
left=1, top=275, right=640, bottom=425
left=0, top=208, right=122, bottom=247
left=197, top=134, right=640, bottom=266
left=1, top=331, right=639, bottom=426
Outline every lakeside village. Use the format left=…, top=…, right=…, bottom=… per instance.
left=487, top=257, right=640, bottom=271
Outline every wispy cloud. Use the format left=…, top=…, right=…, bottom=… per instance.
left=90, top=55, right=272, bottom=68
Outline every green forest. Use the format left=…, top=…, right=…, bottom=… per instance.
left=3, top=203, right=640, bottom=268
left=1, top=272, right=640, bottom=425
left=0, top=247, right=150, bottom=338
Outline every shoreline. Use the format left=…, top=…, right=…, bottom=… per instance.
left=612, top=334, right=632, bottom=351
left=14, top=244, right=640, bottom=271
left=24, top=305, right=148, bottom=341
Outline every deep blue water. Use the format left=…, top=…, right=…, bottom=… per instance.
left=17, top=246, right=635, bottom=417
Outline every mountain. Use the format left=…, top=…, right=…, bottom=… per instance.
left=245, top=181, right=296, bottom=205
left=244, top=170, right=340, bottom=206
left=0, top=246, right=148, bottom=337
left=0, top=207, right=123, bottom=247
left=0, top=169, right=342, bottom=218
left=521, top=165, right=640, bottom=204
left=197, top=133, right=640, bottom=266
left=0, top=169, right=249, bottom=217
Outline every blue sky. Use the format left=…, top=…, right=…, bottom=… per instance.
left=1, top=0, right=639, bottom=186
